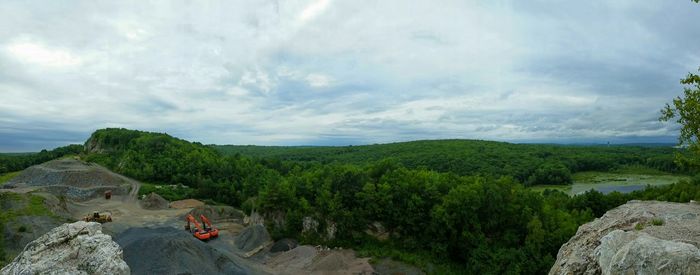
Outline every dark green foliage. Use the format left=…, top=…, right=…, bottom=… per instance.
left=0, top=219, right=4, bottom=266
left=661, top=68, right=700, bottom=170
left=214, top=140, right=686, bottom=184
left=138, top=183, right=194, bottom=201
left=0, top=144, right=83, bottom=174
left=527, top=162, right=572, bottom=186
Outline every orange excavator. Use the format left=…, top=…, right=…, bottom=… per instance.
left=185, top=214, right=211, bottom=241
left=199, top=214, right=219, bottom=238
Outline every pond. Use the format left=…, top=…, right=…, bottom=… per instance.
left=529, top=172, right=690, bottom=196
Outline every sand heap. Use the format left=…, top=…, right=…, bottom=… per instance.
left=140, top=192, right=169, bottom=210
left=266, top=246, right=375, bottom=275
left=170, top=198, right=205, bottom=209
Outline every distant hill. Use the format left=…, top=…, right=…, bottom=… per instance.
left=213, top=140, right=683, bottom=182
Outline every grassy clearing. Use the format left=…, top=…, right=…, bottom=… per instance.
left=0, top=192, right=56, bottom=268
left=0, top=171, right=20, bottom=185
left=0, top=193, right=54, bottom=223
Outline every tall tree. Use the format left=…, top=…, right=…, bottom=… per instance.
left=661, top=68, right=700, bottom=170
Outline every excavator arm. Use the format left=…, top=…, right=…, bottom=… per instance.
left=199, top=214, right=219, bottom=238
left=185, top=214, right=210, bottom=241
left=200, top=214, right=213, bottom=228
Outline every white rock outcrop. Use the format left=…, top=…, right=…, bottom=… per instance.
left=595, top=230, right=700, bottom=274
left=1, top=221, right=130, bottom=275
left=550, top=200, right=700, bottom=275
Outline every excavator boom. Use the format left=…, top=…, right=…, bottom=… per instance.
left=199, top=214, right=219, bottom=238
left=185, top=214, right=211, bottom=241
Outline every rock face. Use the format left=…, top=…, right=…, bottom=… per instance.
left=550, top=200, right=700, bottom=275
left=1, top=221, right=130, bottom=275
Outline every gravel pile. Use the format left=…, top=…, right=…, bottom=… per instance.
left=115, top=227, right=263, bottom=275
left=8, top=159, right=126, bottom=188
left=265, top=246, right=376, bottom=274
left=140, top=192, right=169, bottom=210
left=5, top=159, right=132, bottom=201
left=235, top=224, right=272, bottom=257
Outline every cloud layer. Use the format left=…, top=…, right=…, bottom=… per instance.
left=1, top=0, right=698, bottom=151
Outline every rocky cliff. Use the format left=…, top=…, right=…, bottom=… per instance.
left=1, top=221, right=130, bottom=275
left=550, top=200, right=700, bottom=275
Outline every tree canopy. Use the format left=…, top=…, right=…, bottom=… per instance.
left=661, top=68, right=700, bottom=170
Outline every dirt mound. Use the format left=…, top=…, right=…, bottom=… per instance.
left=115, top=226, right=265, bottom=275
left=266, top=246, right=375, bottom=275
left=4, top=159, right=133, bottom=201
left=372, top=258, right=426, bottom=275
left=170, top=198, right=205, bottom=209
left=140, top=192, right=169, bottom=210
left=267, top=245, right=318, bottom=272
left=310, top=250, right=374, bottom=274
left=188, top=205, right=245, bottom=223
left=235, top=224, right=272, bottom=257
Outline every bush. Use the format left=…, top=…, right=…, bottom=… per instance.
left=651, top=218, right=664, bottom=226
left=18, top=225, right=27, bottom=233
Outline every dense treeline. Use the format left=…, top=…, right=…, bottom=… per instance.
left=70, top=128, right=699, bottom=274
left=214, top=141, right=685, bottom=186
left=0, top=145, right=83, bottom=174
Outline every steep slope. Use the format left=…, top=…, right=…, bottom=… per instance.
left=550, top=200, right=700, bottom=274
left=4, top=158, right=135, bottom=201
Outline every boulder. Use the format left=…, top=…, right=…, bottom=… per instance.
left=550, top=200, right=700, bottom=275
left=270, top=238, right=298, bottom=253
left=1, top=221, right=129, bottom=275
left=596, top=230, right=700, bottom=274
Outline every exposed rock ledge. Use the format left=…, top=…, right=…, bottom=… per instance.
left=1, top=221, right=130, bottom=275
left=550, top=200, right=700, bottom=275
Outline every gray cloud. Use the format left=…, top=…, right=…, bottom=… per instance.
left=0, top=0, right=697, bottom=151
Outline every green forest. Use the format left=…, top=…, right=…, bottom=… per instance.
left=214, top=141, right=685, bottom=185
left=51, top=128, right=694, bottom=274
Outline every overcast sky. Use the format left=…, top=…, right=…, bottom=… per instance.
left=1, top=1, right=699, bottom=151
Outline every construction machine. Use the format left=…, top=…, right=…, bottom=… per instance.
left=83, top=212, right=112, bottom=223
left=199, top=214, right=219, bottom=238
left=185, top=214, right=211, bottom=241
